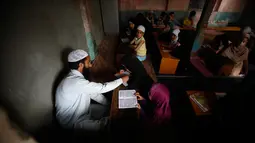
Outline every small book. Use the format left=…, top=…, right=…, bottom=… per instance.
left=189, top=92, right=209, bottom=112
left=118, top=90, right=138, bottom=109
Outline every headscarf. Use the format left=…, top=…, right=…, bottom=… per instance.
left=149, top=83, right=171, bottom=125
left=120, top=55, right=153, bottom=99
left=222, top=39, right=249, bottom=63
left=172, top=29, right=180, bottom=43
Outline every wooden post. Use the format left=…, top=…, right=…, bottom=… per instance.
left=190, top=0, right=216, bottom=56
left=165, top=0, right=169, bottom=11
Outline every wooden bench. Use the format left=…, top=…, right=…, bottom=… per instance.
left=153, top=32, right=180, bottom=74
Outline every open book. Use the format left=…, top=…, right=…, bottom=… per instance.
left=118, top=90, right=138, bottom=109
left=189, top=92, right=209, bottom=112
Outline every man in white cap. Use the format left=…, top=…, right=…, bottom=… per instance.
left=55, top=49, right=129, bottom=131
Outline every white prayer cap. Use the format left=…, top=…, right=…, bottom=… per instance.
left=137, top=25, right=145, bottom=33
left=68, top=49, right=88, bottom=62
left=172, top=29, right=180, bottom=37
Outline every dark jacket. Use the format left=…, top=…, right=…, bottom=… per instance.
left=120, top=54, right=154, bottom=99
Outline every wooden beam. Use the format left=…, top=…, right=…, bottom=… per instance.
left=191, top=0, right=216, bottom=54
left=165, top=0, right=169, bottom=11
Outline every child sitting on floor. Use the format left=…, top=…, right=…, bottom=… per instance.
left=130, top=25, right=147, bottom=61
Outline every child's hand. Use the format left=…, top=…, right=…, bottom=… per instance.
left=135, top=92, right=145, bottom=100
left=137, top=103, right=141, bottom=109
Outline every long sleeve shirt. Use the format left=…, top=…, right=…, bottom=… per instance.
left=55, top=70, right=123, bottom=128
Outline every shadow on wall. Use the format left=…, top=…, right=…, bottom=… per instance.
left=51, top=47, right=73, bottom=122
left=89, top=36, right=119, bottom=83
left=32, top=47, right=74, bottom=143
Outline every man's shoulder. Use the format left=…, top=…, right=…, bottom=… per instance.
left=58, top=74, right=89, bottom=90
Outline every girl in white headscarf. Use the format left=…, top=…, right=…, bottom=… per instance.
left=165, top=29, right=181, bottom=50
left=222, top=34, right=250, bottom=76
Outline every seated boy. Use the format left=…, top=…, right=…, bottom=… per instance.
left=130, top=25, right=147, bottom=62
left=183, top=11, right=196, bottom=28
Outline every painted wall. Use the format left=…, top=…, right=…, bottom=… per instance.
left=101, top=0, right=119, bottom=34
left=86, top=0, right=104, bottom=46
left=80, top=0, right=104, bottom=59
left=119, top=0, right=245, bottom=28
left=0, top=0, right=88, bottom=132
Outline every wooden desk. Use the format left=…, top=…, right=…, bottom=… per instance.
left=110, top=86, right=141, bottom=143
left=180, top=26, right=241, bottom=32
left=153, top=25, right=165, bottom=29
left=110, top=86, right=140, bottom=120
left=153, top=32, right=180, bottom=74
left=186, top=91, right=216, bottom=116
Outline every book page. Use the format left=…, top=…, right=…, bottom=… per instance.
left=118, top=90, right=138, bottom=109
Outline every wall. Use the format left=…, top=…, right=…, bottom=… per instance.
left=101, top=0, right=119, bottom=34
left=119, top=0, right=245, bottom=28
left=239, top=0, right=255, bottom=28
left=86, top=0, right=104, bottom=46
left=80, top=0, right=104, bottom=59
left=209, top=0, right=246, bottom=25
left=0, top=0, right=88, bottom=132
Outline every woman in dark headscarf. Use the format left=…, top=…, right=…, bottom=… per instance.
left=119, top=54, right=154, bottom=99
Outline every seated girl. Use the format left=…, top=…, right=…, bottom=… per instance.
left=130, top=25, right=147, bottom=62
left=146, top=11, right=155, bottom=25
left=136, top=83, right=171, bottom=127
left=162, top=29, right=181, bottom=50
left=221, top=34, right=250, bottom=76
left=126, top=19, right=136, bottom=39
left=156, top=12, right=167, bottom=26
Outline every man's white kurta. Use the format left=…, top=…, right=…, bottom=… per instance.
left=55, top=70, right=123, bottom=128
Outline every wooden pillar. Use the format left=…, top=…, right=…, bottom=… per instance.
left=190, top=0, right=216, bottom=55
left=165, top=0, right=169, bottom=11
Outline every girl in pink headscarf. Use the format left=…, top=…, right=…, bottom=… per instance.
left=137, top=83, right=171, bottom=126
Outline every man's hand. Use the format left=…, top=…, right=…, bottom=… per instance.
left=121, top=76, right=129, bottom=83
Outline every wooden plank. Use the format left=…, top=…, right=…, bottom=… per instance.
left=153, top=32, right=180, bottom=74
left=165, top=0, right=169, bottom=11
left=180, top=26, right=241, bottom=31
left=110, top=86, right=120, bottom=120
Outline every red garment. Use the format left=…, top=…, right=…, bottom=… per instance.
left=149, top=83, right=171, bottom=125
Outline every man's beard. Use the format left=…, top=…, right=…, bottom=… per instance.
left=82, top=67, right=90, bottom=79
